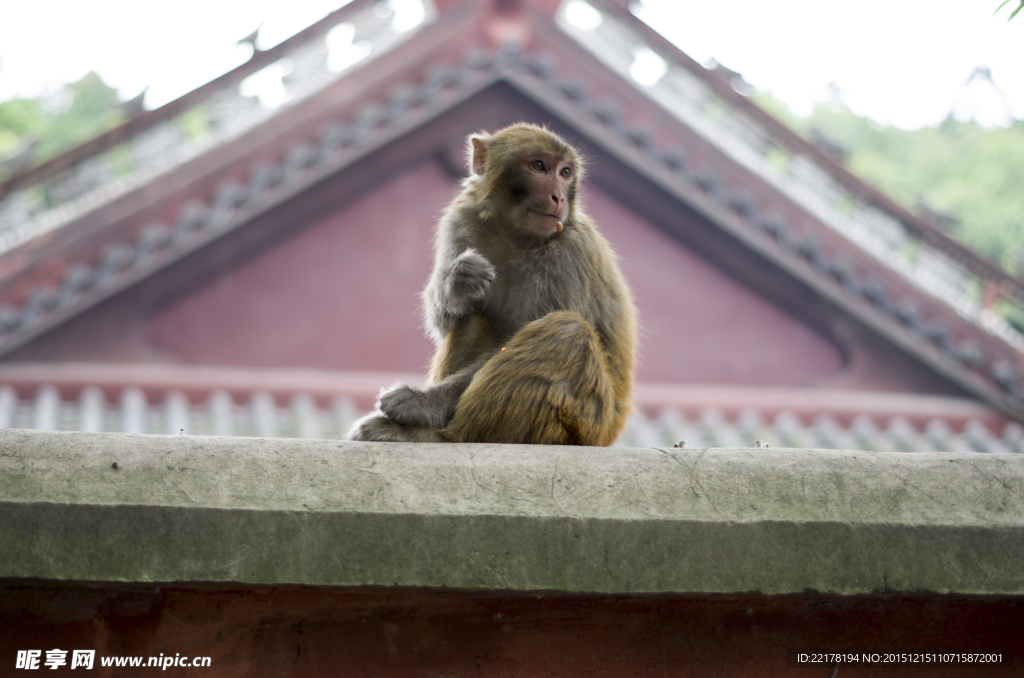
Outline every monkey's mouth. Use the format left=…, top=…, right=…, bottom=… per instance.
left=528, top=210, right=565, bottom=233
left=529, top=209, right=565, bottom=227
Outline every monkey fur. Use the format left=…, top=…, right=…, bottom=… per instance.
left=346, top=123, right=637, bottom=446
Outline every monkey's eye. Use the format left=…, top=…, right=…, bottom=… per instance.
left=560, top=166, right=572, bottom=178
left=530, top=160, right=545, bottom=171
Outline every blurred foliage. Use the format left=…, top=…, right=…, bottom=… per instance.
left=996, top=0, right=1024, bottom=20
left=0, top=97, right=43, bottom=159
left=0, top=72, right=124, bottom=169
left=751, top=92, right=1024, bottom=276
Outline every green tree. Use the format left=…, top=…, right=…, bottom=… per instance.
left=0, top=97, right=43, bottom=158
left=34, top=72, right=123, bottom=160
left=0, top=71, right=124, bottom=169
left=752, top=92, right=1024, bottom=275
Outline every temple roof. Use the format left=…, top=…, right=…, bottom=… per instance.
left=0, top=0, right=1021, bottom=421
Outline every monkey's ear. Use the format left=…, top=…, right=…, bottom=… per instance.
left=469, top=134, right=489, bottom=176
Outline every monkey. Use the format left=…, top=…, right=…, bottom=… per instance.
left=345, top=122, right=637, bottom=446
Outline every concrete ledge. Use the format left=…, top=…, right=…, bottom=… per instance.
left=1, top=428, right=1022, bottom=595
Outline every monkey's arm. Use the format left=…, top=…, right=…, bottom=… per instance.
left=377, top=358, right=488, bottom=428
left=423, top=248, right=495, bottom=342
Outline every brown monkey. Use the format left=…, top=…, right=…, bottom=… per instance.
left=346, top=123, right=637, bottom=445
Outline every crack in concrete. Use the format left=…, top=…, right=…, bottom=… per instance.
left=970, top=459, right=1015, bottom=493
left=549, top=456, right=565, bottom=514
left=467, top=450, right=502, bottom=498
left=658, top=447, right=716, bottom=511
left=465, top=451, right=541, bottom=510
left=165, top=474, right=195, bottom=503
left=633, top=474, right=651, bottom=506
left=886, top=469, right=954, bottom=511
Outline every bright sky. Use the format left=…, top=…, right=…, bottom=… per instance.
left=633, top=0, right=1024, bottom=129
left=0, top=0, right=1021, bottom=130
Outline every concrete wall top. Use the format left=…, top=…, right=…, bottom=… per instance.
left=2, top=429, right=1022, bottom=595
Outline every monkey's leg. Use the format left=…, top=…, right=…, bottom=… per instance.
left=344, top=410, right=445, bottom=442
left=442, top=310, right=622, bottom=446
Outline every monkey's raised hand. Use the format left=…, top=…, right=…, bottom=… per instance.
left=425, top=248, right=495, bottom=339
left=446, top=248, right=495, bottom=306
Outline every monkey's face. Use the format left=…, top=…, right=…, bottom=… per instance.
left=469, top=124, right=582, bottom=238
left=507, top=152, right=575, bottom=239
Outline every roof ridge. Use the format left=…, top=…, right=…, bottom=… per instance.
left=587, top=0, right=1024, bottom=308
left=0, top=0, right=380, bottom=204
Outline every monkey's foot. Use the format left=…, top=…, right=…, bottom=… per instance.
left=344, top=410, right=445, bottom=443
left=378, top=383, right=451, bottom=428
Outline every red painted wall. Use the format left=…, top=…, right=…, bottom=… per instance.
left=146, top=160, right=445, bottom=374
left=2, top=583, right=1020, bottom=677
left=143, top=159, right=844, bottom=386
left=583, top=189, right=843, bottom=385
